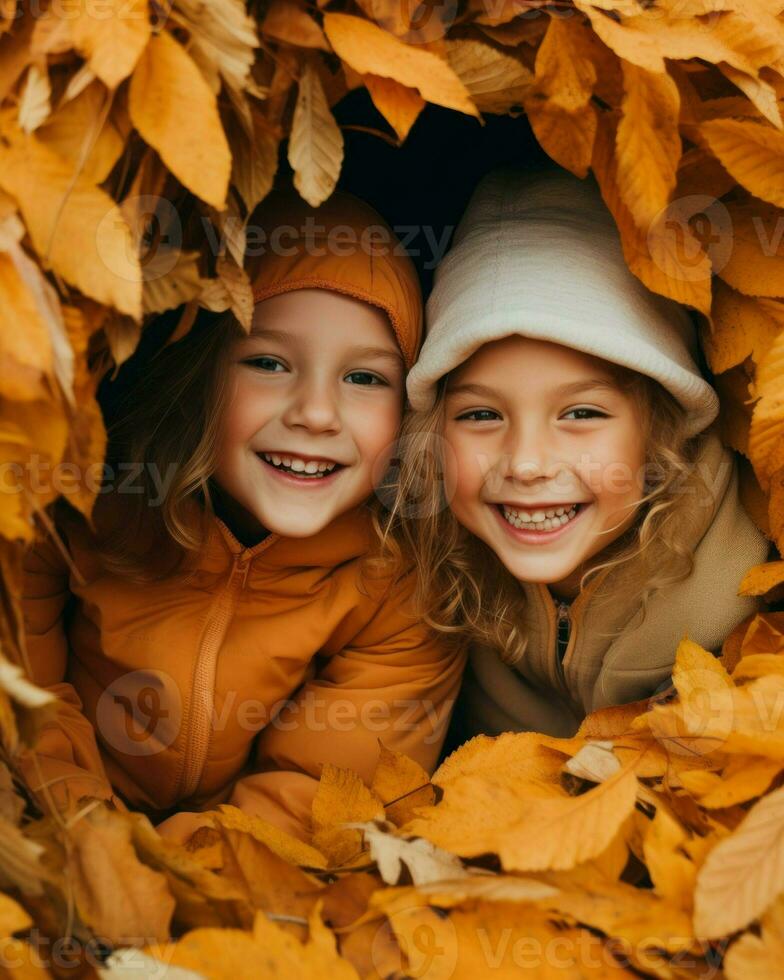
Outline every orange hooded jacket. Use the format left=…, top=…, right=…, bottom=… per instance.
left=16, top=188, right=466, bottom=841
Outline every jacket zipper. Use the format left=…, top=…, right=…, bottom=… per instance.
left=177, top=554, right=251, bottom=800
left=555, top=601, right=571, bottom=663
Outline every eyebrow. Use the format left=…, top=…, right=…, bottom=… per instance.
left=246, top=329, right=403, bottom=367
left=446, top=378, right=618, bottom=399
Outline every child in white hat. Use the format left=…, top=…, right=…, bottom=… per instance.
left=391, top=167, right=774, bottom=737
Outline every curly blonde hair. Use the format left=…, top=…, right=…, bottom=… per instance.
left=380, top=361, right=717, bottom=665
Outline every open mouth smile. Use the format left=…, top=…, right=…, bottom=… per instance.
left=494, top=501, right=591, bottom=542
left=257, top=452, right=344, bottom=482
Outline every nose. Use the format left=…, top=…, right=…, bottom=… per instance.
left=281, top=374, right=342, bottom=435
left=505, top=416, right=564, bottom=487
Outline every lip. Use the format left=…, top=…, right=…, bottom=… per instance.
left=492, top=501, right=591, bottom=545
left=256, top=453, right=344, bottom=488
left=501, top=502, right=587, bottom=511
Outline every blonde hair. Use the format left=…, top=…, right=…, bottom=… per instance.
left=382, top=362, right=716, bottom=665
left=79, top=309, right=246, bottom=582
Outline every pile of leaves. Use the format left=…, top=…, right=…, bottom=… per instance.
left=2, top=619, right=784, bottom=977
left=3, top=0, right=784, bottom=974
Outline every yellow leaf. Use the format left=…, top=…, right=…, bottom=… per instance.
left=0, top=892, right=31, bottom=937
left=694, top=785, right=784, bottom=938
left=68, top=804, right=175, bottom=945
left=536, top=876, right=697, bottom=955
left=262, top=0, right=329, bottom=50
left=724, top=896, right=784, bottom=980
left=685, top=755, right=783, bottom=808
left=37, top=80, right=124, bottom=185
left=0, top=397, right=68, bottom=542
left=407, top=762, right=639, bottom=873
left=749, top=323, right=784, bottom=492
left=129, top=30, right=231, bottom=209
left=363, top=74, right=424, bottom=143
left=535, top=15, right=597, bottom=113
left=287, top=58, right=344, bottom=207
left=145, top=902, right=361, bottom=980
left=323, top=12, right=478, bottom=117
left=592, top=110, right=712, bottom=314
left=445, top=38, right=532, bottom=116
left=616, top=63, right=681, bottom=228
left=525, top=97, right=597, bottom=179
left=311, top=764, right=384, bottom=868
left=433, top=730, right=584, bottom=789
left=700, top=118, right=784, bottom=208
left=0, top=251, right=52, bottom=401
left=719, top=199, right=784, bottom=298
left=371, top=742, right=435, bottom=826
left=703, top=281, right=784, bottom=375
left=718, top=62, right=784, bottom=130
left=0, top=121, right=141, bottom=317
left=643, top=808, right=696, bottom=913
left=213, top=804, right=327, bottom=869
left=739, top=560, right=784, bottom=597
left=229, top=109, right=279, bottom=216
left=64, top=0, right=150, bottom=89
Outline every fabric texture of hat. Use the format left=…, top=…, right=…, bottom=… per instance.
left=406, top=168, right=719, bottom=437
left=245, top=187, right=423, bottom=368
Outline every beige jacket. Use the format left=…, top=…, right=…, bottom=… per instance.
left=458, top=430, right=775, bottom=739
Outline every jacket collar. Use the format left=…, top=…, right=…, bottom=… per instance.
left=191, top=498, right=376, bottom=573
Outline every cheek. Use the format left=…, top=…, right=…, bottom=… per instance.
left=582, top=431, right=646, bottom=501
left=443, top=430, right=485, bottom=506
left=218, top=378, right=274, bottom=446
left=351, top=394, right=403, bottom=466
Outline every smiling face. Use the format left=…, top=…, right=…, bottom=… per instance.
left=442, top=336, right=648, bottom=599
left=212, top=288, right=405, bottom=542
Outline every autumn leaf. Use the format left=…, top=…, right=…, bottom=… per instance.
left=287, top=58, right=344, bottom=207
left=323, top=13, right=479, bottom=117
left=128, top=31, right=232, bottom=209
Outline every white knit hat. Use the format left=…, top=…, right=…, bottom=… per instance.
left=407, top=168, right=719, bottom=439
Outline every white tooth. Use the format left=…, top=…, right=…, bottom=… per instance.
left=317, top=462, right=328, bottom=472
left=545, top=509, right=555, bottom=519
left=271, top=454, right=281, bottom=466
left=304, top=460, right=318, bottom=474
left=281, top=457, right=291, bottom=468
left=531, top=510, right=545, bottom=522
left=290, top=458, right=305, bottom=472
left=555, top=507, right=565, bottom=516
left=559, top=514, right=568, bottom=525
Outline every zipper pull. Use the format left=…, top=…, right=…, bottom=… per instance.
left=236, top=556, right=251, bottom=589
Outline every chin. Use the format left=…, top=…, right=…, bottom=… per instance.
left=260, top=513, right=335, bottom=539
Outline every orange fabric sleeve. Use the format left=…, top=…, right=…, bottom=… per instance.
left=15, top=531, right=126, bottom=817
left=226, top=570, right=467, bottom=842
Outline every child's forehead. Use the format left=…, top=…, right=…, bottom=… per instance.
left=450, top=335, right=623, bottom=385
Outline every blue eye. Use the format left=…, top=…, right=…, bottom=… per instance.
left=456, top=409, right=500, bottom=422
left=563, top=408, right=607, bottom=420
left=244, top=356, right=286, bottom=372
left=345, top=371, right=386, bottom=386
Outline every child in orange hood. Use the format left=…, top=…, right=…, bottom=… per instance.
left=17, top=187, right=466, bottom=843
